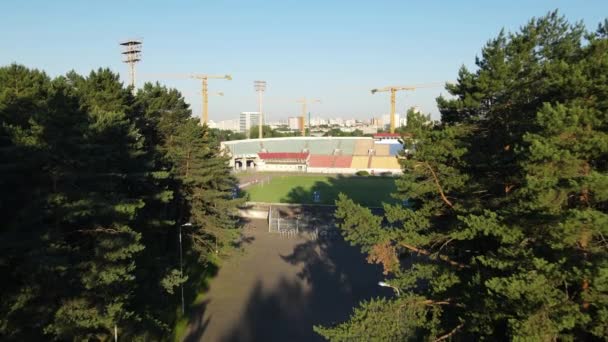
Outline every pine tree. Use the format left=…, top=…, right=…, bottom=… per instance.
left=168, top=120, right=244, bottom=264
left=0, top=64, right=73, bottom=339
left=317, top=12, right=608, bottom=340
left=43, top=68, right=148, bottom=339
left=0, top=65, right=246, bottom=339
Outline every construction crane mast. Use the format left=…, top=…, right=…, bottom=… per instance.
left=371, top=83, right=443, bottom=133
left=195, top=74, right=232, bottom=125
left=142, top=73, right=231, bottom=125
left=296, top=98, right=320, bottom=136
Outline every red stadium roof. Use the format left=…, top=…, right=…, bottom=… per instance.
left=258, top=152, right=309, bottom=160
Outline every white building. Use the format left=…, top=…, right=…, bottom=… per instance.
left=381, top=113, right=404, bottom=130
left=209, top=119, right=240, bottom=131
left=360, top=125, right=378, bottom=134
left=329, top=118, right=344, bottom=126
left=239, top=112, right=261, bottom=134
left=288, top=117, right=301, bottom=130
left=344, top=119, right=356, bottom=127
left=310, top=117, right=328, bottom=126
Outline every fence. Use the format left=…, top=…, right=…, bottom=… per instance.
left=267, top=204, right=340, bottom=240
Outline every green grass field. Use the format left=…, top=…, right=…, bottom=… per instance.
left=242, top=174, right=397, bottom=207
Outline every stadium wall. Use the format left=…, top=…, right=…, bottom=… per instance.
left=307, top=167, right=357, bottom=174
left=257, top=163, right=307, bottom=172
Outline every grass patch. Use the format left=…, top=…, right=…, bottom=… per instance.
left=243, top=174, right=397, bottom=207
left=172, top=261, right=219, bottom=341
left=173, top=316, right=189, bottom=342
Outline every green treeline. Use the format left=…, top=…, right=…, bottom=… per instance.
left=0, top=66, right=243, bottom=339
left=317, top=12, right=608, bottom=340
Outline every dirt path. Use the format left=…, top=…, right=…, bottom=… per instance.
left=183, top=219, right=384, bottom=342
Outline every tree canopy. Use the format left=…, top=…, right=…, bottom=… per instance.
left=317, top=11, right=608, bottom=341
left=0, top=66, right=242, bottom=339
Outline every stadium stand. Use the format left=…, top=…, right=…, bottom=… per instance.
left=354, top=140, right=374, bottom=155
left=261, top=139, right=306, bottom=153
left=257, top=152, right=309, bottom=172
left=350, top=156, right=370, bottom=169
left=221, top=137, right=404, bottom=174
left=227, top=141, right=261, bottom=155
left=258, top=152, right=309, bottom=163
left=333, top=156, right=353, bottom=168
left=389, top=144, right=403, bottom=156
left=370, top=156, right=401, bottom=169
left=338, top=139, right=356, bottom=155
left=308, top=155, right=334, bottom=168
left=307, top=139, right=340, bottom=155
left=374, top=144, right=390, bottom=156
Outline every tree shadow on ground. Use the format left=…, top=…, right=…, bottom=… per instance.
left=281, top=174, right=398, bottom=207
left=179, top=217, right=254, bottom=340
left=233, top=217, right=256, bottom=248
left=184, top=299, right=211, bottom=342
left=221, top=231, right=385, bottom=342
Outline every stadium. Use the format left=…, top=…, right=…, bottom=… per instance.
left=221, top=133, right=405, bottom=174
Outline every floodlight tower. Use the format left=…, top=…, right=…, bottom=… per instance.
left=254, top=80, right=267, bottom=139
left=120, top=38, right=142, bottom=94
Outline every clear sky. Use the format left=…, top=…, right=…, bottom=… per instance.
left=1, top=0, right=606, bottom=122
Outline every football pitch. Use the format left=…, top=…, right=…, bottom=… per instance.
left=242, top=174, right=398, bottom=207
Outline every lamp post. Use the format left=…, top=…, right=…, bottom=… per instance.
left=254, top=81, right=266, bottom=139
left=378, top=281, right=401, bottom=296
left=179, top=223, right=192, bottom=315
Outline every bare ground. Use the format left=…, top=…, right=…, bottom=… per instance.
left=183, top=219, right=385, bottom=342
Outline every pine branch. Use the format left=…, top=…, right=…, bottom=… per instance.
left=400, top=242, right=468, bottom=269
left=423, top=162, right=454, bottom=209
left=191, top=234, right=216, bottom=250
left=438, top=238, right=455, bottom=253
left=419, top=299, right=452, bottom=306
left=75, top=227, right=121, bottom=235
left=433, top=323, right=464, bottom=342
left=398, top=298, right=455, bottom=311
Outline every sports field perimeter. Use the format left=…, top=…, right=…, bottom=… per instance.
left=243, top=174, right=397, bottom=207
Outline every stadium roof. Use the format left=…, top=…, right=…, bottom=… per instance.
left=258, top=152, right=309, bottom=160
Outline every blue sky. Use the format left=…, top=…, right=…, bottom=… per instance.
left=1, top=0, right=606, bottom=121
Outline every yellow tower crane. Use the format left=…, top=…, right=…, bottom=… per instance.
left=371, top=83, right=443, bottom=133
left=295, top=98, right=321, bottom=136
left=142, top=73, right=232, bottom=125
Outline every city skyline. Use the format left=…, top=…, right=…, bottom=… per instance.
left=1, top=1, right=606, bottom=121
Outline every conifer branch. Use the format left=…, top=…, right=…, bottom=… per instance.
left=433, top=323, right=464, bottom=342
left=398, top=299, right=454, bottom=311
left=438, top=238, right=455, bottom=253
left=423, top=162, right=454, bottom=209
left=420, top=299, right=452, bottom=306
left=400, top=242, right=468, bottom=269
left=75, top=227, right=121, bottom=235
left=191, top=234, right=215, bottom=250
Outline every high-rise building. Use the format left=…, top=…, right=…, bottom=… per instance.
left=240, top=112, right=261, bottom=136
left=371, top=117, right=382, bottom=128
left=288, top=117, right=301, bottom=130
left=381, top=113, right=403, bottom=130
